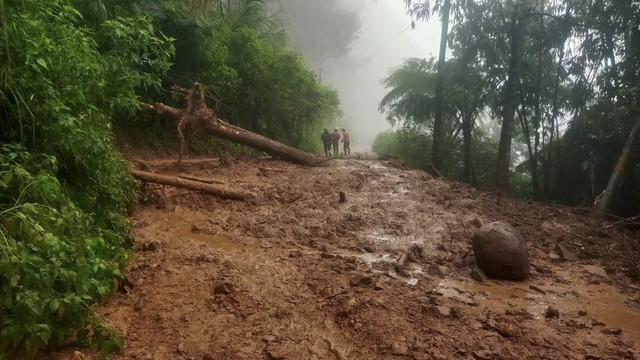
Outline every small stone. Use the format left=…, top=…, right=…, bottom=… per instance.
left=320, top=252, right=335, bottom=259
left=363, top=246, right=375, bottom=253
left=435, top=305, right=451, bottom=317
left=529, top=285, right=546, bottom=295
left=548, top=252, right=560, bottom=261
left=374, top=280, right=385, bottom=291
left=350, top=275, right=374, bottom=287
left=583, top=265, right=609, bottom=279
left=555, top=242, right=577, bottom=261
left=472, top=218, right=483, bottom=228
left=339, top=191, right=346, bottom=203
left=601, top=328, right=622, bottom=335
left=133, top=301, right=144, bottom=312
left=471, top=266, right=488, bottom=283
left=545, top=307, right=560, bottom=318
left=262, top=335, right=277, bottom=342
left=428, top=264, right=447, bottom=277
left=578, top=310, right=587, bottom=316
left=177, top=343, right=185, bottom=354
left=473, top=350, right=495, bottom=360
left=213, top=282, right=234, bottom=295
left=73, top=351, right=85, bottom=360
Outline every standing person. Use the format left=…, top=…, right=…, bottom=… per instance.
left=331, top=127, right=341, bottom=156
left=321, top=128, right=332, bottom=157
left=341, top=128, right=351, bottom=155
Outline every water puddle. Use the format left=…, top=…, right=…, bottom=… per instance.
left=435, top=278, right=640, bottom=342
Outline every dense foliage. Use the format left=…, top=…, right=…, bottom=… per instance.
left=379, top=0, right=640, bottom=214
left=1, top=0, right=341, bottom=356
left=123, top=0, right=342, bottom=153
left=0, top=0, right=172, bottom=357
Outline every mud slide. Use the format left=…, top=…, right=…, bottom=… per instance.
left=57, top=157, right=639, bottom=360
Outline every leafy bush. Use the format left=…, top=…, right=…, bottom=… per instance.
left=0, top=146, right=127, bottom=358
left=0, top=0, right=172, bottom=356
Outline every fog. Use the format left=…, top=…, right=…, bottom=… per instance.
left=276, top=0, right=441, bottom=145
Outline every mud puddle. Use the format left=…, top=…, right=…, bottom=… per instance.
left=436, top=277, right=640, bottom=342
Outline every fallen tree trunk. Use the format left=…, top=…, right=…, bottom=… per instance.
left=597, top=117, right=640, bottom=213
left=131, top=169, right=251, bottom=201
left=141, top=83, right=323, bottom=166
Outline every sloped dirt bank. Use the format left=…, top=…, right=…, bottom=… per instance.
left=59, top=157, right=639, bottom=360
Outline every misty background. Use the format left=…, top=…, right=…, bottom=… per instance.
left=272, top=0, right=441, bottom=146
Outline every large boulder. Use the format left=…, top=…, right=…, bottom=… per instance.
left=472, top=221, right=530, bottom=280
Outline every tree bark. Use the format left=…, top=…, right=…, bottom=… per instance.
left=131, top=169, right=251, bottom=201
left=597, top=117, right=640, bottom=213
left=432, top=0, right=451, bottom=170
left=141, top=83, right=323, bottom=166
left=496, top=8, right=522, bottom=195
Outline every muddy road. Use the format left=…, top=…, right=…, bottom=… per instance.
left=64, top=157, right=639, bottom=359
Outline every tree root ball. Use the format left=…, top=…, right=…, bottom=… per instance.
left=471, top=221, right=530, bottom=280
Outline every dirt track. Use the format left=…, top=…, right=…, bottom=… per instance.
left=60, top=157, right=640, bottom=360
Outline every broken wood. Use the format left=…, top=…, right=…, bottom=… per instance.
left=141, top=83, right=324, bottom=166
left=130, top=169, right=251, bottom=201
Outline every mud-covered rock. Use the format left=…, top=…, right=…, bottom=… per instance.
left=472, top=222, right=530, bottom=280
left=471, top=266, right=488, bottom=283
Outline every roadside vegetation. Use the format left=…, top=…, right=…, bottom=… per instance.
left=0, top=0, right=341, bottom=357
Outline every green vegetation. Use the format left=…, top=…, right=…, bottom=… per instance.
left=1, top=0, right=341, bottom=357
left=379, top=0, right=640, bottom=214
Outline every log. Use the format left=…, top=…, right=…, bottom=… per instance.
left=131, top=169, right=251, bottom=201
left=141, top=83, right=324, bottom=166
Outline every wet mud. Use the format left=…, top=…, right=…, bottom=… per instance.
left=55, top=157, right=639, bottom=360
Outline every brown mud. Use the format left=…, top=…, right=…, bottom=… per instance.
left=58, top=157, right=639, bottom=360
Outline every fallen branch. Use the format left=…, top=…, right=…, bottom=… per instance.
left=178, top=174, right=225, bottom=185
left=131, top=169, right=251, bottom=201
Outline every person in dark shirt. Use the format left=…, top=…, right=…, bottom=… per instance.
left=321, top=128, right=332, bottom=157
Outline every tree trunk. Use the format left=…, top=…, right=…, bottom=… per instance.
left=432, top=0, right=451, bottom=170
left=141, top=83, right=323, bottom=166
left=462, top=113, right=473, bottom=183
left=131, top=169, right=252, bottom=201
left=496, top=8, right=522, bottom=195
left=598, top=117, right=640, bottom=213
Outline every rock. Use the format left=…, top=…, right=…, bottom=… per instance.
left=545, top=307, right=560, bottom=318
left=473, top=350, right=496, bottom=360
left=471, top=266, right=488, bottom=283
left=472, top=222, right=530, bottom=280
left=350, top=275, right=374, bottom=287
left=583, top=265, right=609, bottom=279
left=578, top=310, right=587, bottom=316
left=555, top=242, right=577, bottom=261
left=177, top=343, right=185, bottom=354
left=428, top=264, right=448, bottom=277
left=320, top=252, right=335, bottom=259
left=472, top=218, right=484, bottom=228
left=213, top=282, right=234, bottom=295
left=602, top=328, right=622, bottom=335
left=138, top=239, right=159, bottom=251
left=133, top=301, right=144, bottom=312
left=528, top=285, right=546, bottom=295
left=435, top=305, right=451, bottom=317
left=548, top=252, right=560, bottom=261
left=73, top=351, right=85, bottom=360
left=374, top=280, right=385, bottom=291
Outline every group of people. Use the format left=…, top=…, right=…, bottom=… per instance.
left=321, top=127, right=351, bottom=157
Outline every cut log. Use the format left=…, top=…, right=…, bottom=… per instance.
left=131, top=169, right=251, bottom=201
left=141, top=83, right=324, bottom=166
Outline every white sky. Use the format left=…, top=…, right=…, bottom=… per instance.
left=322, top=0, right=441, bottom=144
